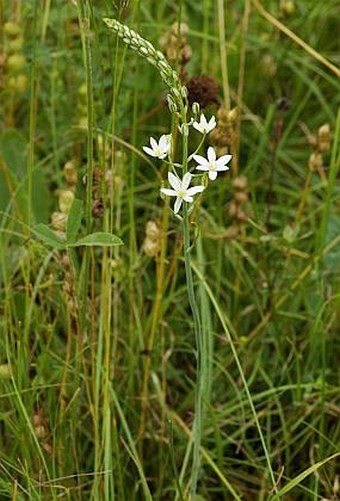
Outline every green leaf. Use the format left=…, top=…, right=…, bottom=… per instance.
left=67, top=232, right=123, bottom=247
left=31, top=224, right=65, bottom=249
left=66, top=198, right=83, bottom=243
left=271, top=452, right=340, bottom=498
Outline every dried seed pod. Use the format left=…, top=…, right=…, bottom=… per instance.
left=232, top=175, right=248, bottom=191
left=159, top=22, right=192, bottom=68
left=59, top=190, right=75, bottom=214
left=308, top=152, right=323, bottom=171
left=187, top=75, right=219, bottom=108
left=64, top=160, right=78, bottom=188
left=92, top=198, right=104, bottom=218
left=51, top=211, right=67, bottom=231
left=234, top=190, right=249, bottom=204
left=143, top=220, right=161, bottom=257
left=317, top=123, right=331, bottom=153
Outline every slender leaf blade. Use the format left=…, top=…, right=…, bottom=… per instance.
left=31, top=224, right=65, bottom=249
left=66, top=198, right=83, bottom=243
left=68, top=232, right=123, bottom=247
left=272, top=452, right=340, bottom=498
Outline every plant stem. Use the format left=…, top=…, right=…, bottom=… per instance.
left=182, top=204, right=203, bottom=498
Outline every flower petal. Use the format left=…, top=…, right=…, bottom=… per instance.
left=207, top=147, right=216, bottom=162
left=193, top=122, right=203, bottom=133
left=208, top=116, right=216, bottom=129
left=195, top=165, right=209, bottom=172
left=150, top=137, right=157, bottom=149
left=215, top=164, right=230, bottom=172
left=208, top=171, right=218, bottom=181
left=186, top=185, right=205, bottom=196
left=183, top=195, right=194, bottom=203
left=168, top=172, right=181, bottom=191
left=174, top=197, right=182, bottom=214
left=159, top=134, right=171, bottom=149
left=182, top=172, right=192, bottom=189
left=193, top=154, right=208, bottom=166
left=161, top=188, right=177, bottom=197
left=216, top=154, right=232, bottom=166
left=158, top=152, right=168, bottom=160
left=143, top=146, right=157, bottom=157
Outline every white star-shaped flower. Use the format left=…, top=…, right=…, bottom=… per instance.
left=193, top=147, right=231, bottom=181
left=143, top=134, right=171, bottom=159
left=192, top=114, right=216, bottom=134
left=160, top=172, right=205, bottom=214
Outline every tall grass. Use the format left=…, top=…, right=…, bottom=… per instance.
left=0, top=1, right=339, bottom=499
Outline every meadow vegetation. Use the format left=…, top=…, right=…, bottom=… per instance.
left=0, top=0, right=339, bottom=499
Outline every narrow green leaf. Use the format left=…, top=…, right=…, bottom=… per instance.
left=31, top=224, right=65, bottom=249
left=66, top=198, right=83, bottom=243
left=272, top=452, right=340, bottom=498
left=67, top=232, right=123, bottom=247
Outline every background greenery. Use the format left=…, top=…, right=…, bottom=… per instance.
left=0, top=0, right=339, bottom=499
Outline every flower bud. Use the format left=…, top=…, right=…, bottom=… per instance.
left=166, top=94, right=177, bottom=113
left=192, top=101, right=200, bottom=116
left=180, top=85, right=188, bottom=99
left=179, top=123, right=189, bottom=136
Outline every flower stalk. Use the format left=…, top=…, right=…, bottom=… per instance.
left=182, top=203, right=204, bottom=497
left=103, top=17, right=231, bottom=498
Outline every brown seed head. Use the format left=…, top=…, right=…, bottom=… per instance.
left=187, top=75, right=219, bottom=108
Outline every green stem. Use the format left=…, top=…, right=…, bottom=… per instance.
left=182, top=204, right=203, bottom=498
left=76, top=0, right=94, bottom=327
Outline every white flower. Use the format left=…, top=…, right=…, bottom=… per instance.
left=160, top=172, right=205, bottom=214
left=192, top=114, right=216, bottom=134
left=193, top=146, right=231, bottom=181
left=143, top=134, right=171, bottom=159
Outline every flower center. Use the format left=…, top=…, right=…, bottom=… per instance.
left=210, top=161, right=216, bottom=170
left=178, top=188, right=186, bottom=198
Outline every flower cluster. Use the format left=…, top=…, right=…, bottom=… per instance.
left=103, top=17, right=186, bottom=113
left=143, top=111, right=232, bottom=214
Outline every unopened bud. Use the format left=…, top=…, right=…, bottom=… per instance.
left=179, top=123, right=189, bottom=137
left=308, top=152, right=323, bottom=171
left=192, top=101, right=200, bottom=117
left=180, top=85, right=188, bottom=99
left=166, top=94, right=177, bottom=113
